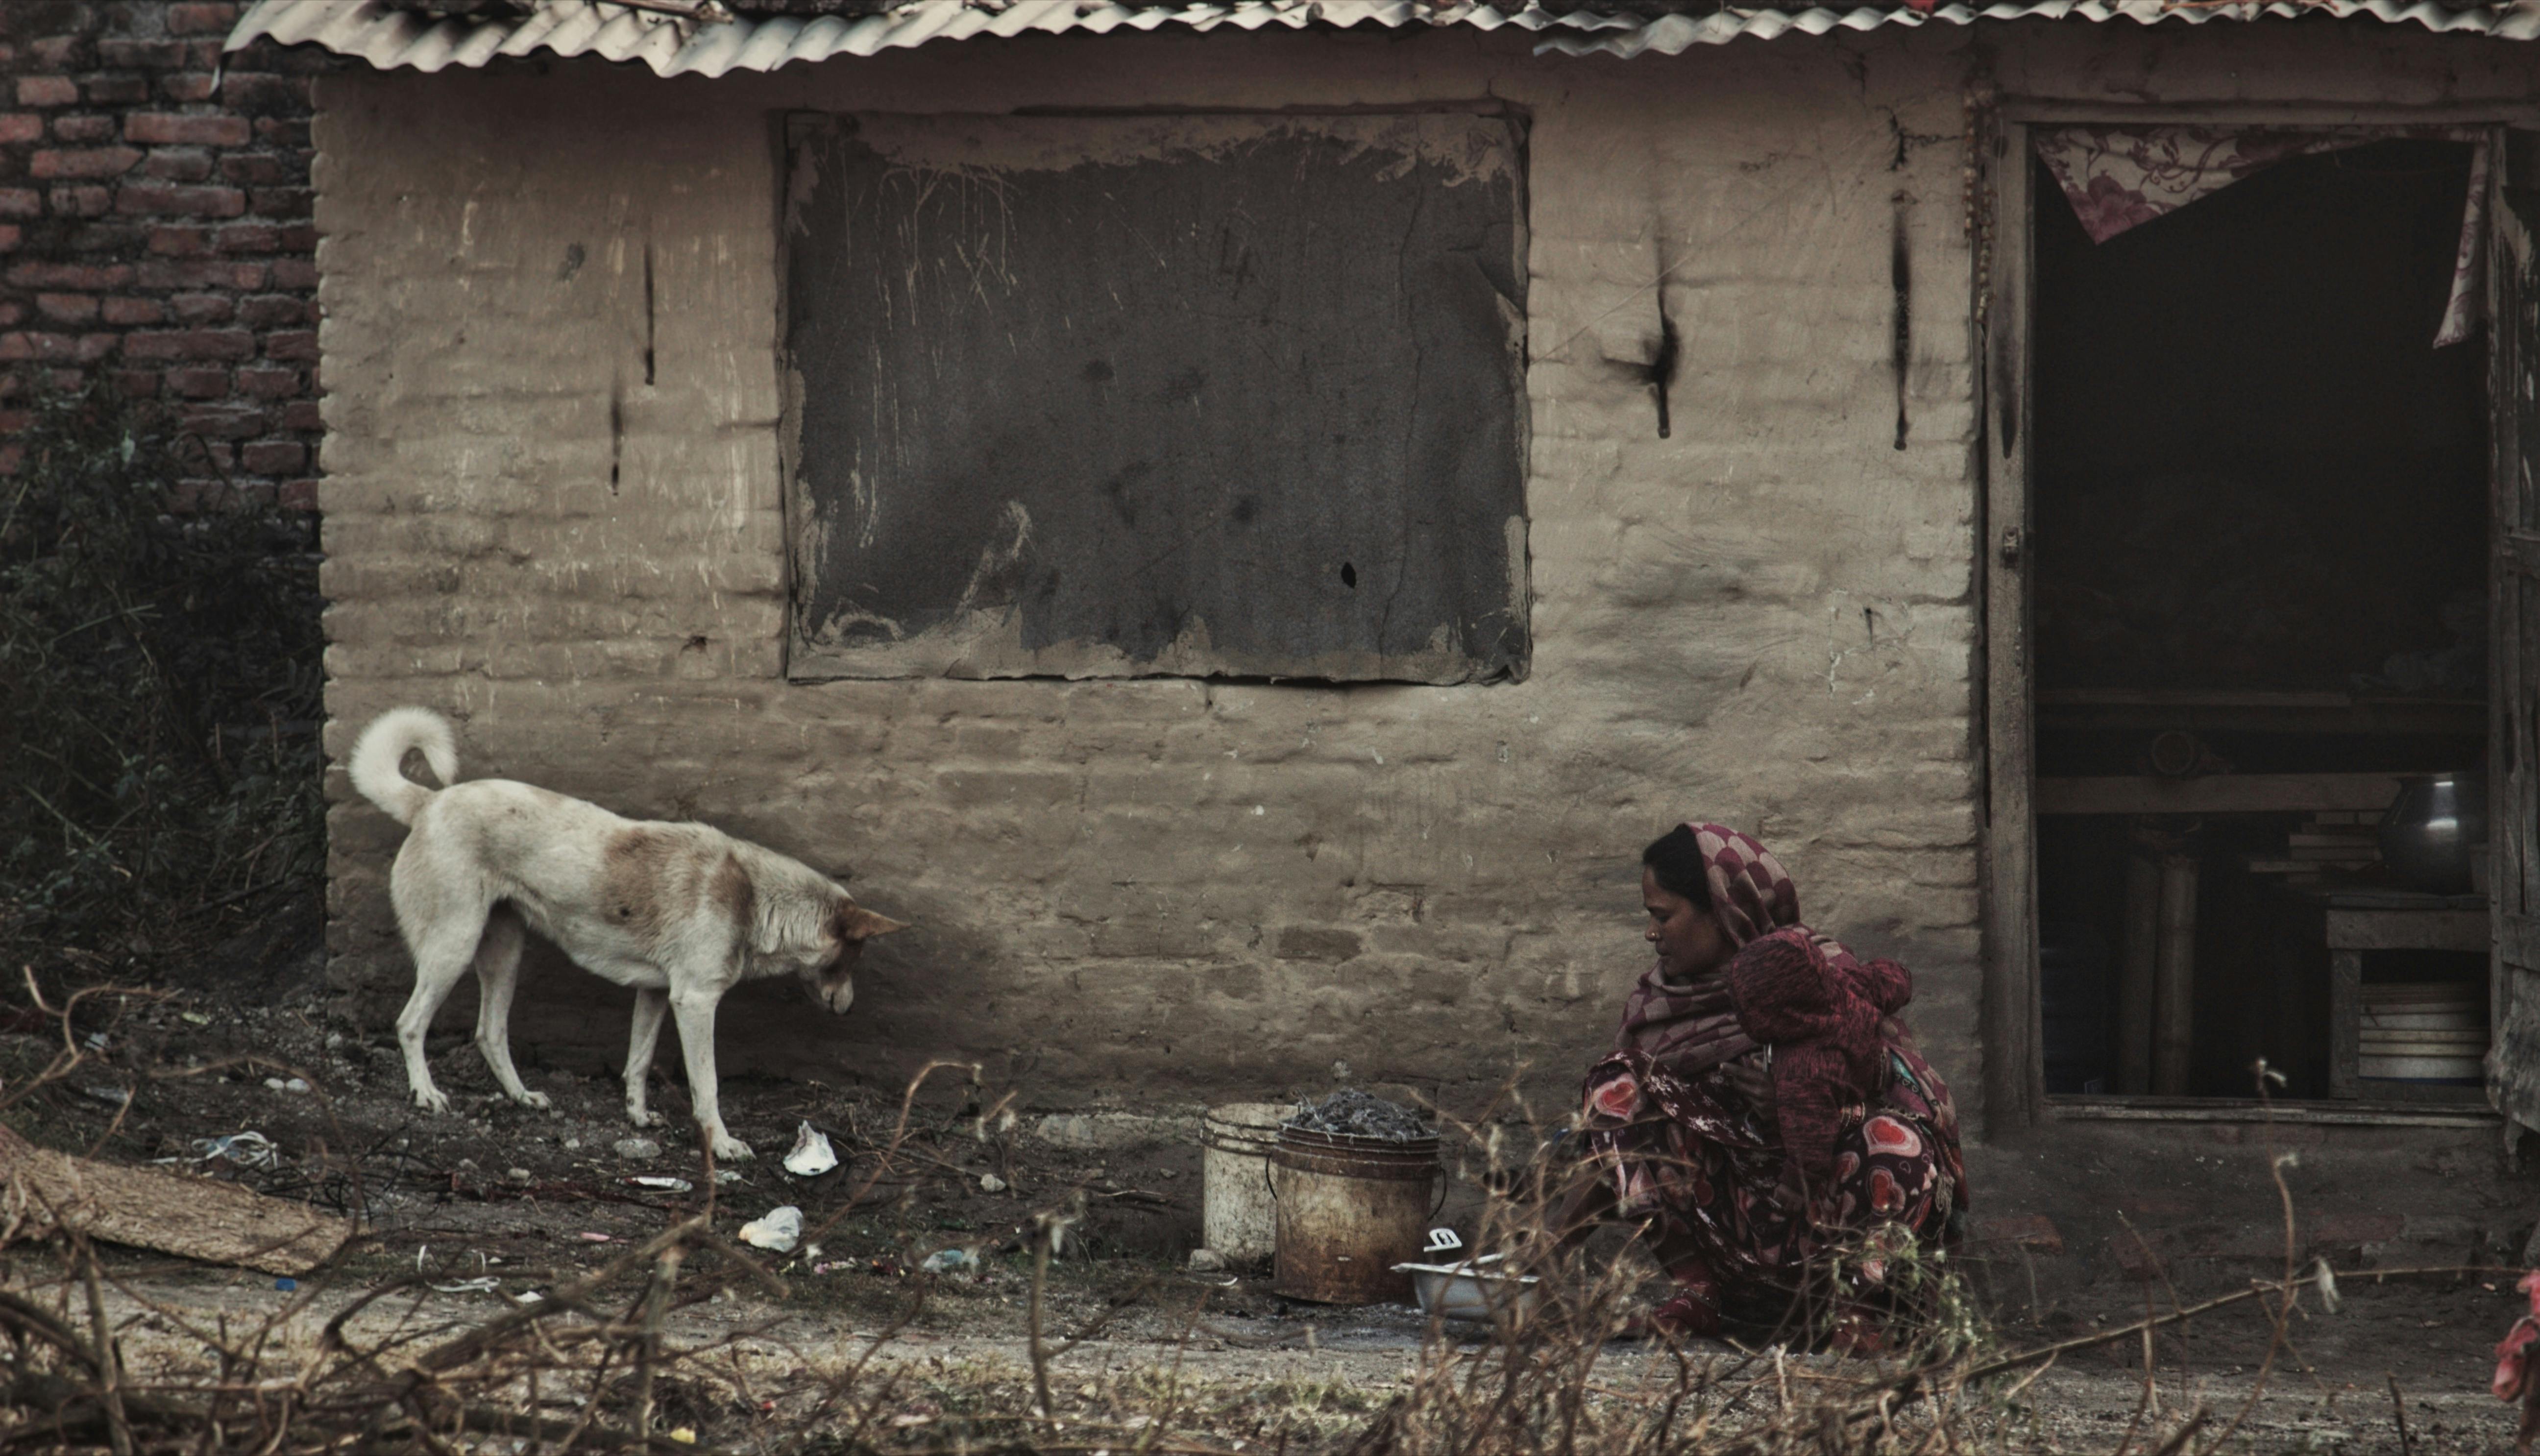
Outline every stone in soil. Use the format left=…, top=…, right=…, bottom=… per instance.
left=613, top=1136, right=661, bottom=1160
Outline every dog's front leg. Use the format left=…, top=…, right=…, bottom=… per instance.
left=668, top=988, right=752, bottom=1162
left=624, top=988, right=668, bottom=1129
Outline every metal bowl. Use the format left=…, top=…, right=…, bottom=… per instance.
left=1391, top=1255, right=1543, bottom=1322
left=2378, top=772, right=2489, bottom=894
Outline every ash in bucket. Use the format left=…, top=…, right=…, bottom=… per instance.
left=1284, top=1089, right=1432, bottom=1141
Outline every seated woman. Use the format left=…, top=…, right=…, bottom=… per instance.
left=1558, top=823, right=1967, bottom=1347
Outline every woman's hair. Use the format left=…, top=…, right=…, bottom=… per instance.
left=1640, top=825, right=1714, bottom=910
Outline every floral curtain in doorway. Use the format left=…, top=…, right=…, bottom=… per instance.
left=2033, top=126, right=2490, bottom=347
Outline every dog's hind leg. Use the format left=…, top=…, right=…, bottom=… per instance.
left=470, top=905, right=550, bottom=1111
left=395, top=916, right=484, bottom=1116
left=668, top=986, right=753, bottom=1162
left=624, top=988, right=667, bottom=1129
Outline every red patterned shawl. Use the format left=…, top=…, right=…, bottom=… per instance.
left=1611, top=824, right=1917, bottom=1188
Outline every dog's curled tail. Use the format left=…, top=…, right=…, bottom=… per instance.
left=350, top=706, right=459, bottom=826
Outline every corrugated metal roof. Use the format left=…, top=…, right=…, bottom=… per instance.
left=226, top=0, right=2540, bottom=70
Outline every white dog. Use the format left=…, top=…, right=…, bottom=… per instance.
left=349, top=707, right=905, bottom=1161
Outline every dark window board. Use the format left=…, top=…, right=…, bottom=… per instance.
left=778, top=111, right=1531, bottom=683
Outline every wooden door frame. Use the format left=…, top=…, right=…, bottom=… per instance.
left=1977, top=111, right=2040, bottom=1141
left=1978, top=102, right=2523, bottom=1141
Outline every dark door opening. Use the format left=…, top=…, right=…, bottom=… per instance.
left=2029, top=137, right=2491, bottom=1103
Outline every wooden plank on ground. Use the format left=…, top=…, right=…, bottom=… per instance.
left=2035, top=774, right=2405, bottom=815
left=0, top=1122, right=352, bottom=1275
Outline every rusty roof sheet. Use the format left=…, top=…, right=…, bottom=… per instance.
left=227, top=0, right=2540, bottom=69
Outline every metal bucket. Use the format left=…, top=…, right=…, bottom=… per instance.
left=1270, top=1125, right=1443, bottom=1305
left=1200, top=1103, right=1290, bottom=1262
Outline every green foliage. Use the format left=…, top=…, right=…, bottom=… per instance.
left=0, top=376, right=325, bottom=972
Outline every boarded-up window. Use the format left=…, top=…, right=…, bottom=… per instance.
left=780, top=112, right=1530, bottom=683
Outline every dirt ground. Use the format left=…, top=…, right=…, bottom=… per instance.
left=6, top=990, right=2539, bottom=1452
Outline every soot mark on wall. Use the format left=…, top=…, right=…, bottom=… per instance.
left=1892, top=193, right=1912, bottom=452
left=780, top=112, right=1530, bottom=682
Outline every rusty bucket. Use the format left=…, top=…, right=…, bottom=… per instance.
left=1269, top=1125, right=1443, bottom=1305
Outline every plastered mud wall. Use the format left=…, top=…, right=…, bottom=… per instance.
left=310, top=19, right=2540, bottom=1128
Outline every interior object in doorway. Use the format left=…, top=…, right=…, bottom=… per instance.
left=2378, top=772, right=2489, bottom=894
left=2357, top=982, right=2487, bottom=1085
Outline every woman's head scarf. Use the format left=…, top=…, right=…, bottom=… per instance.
left=1687, top=824, right=1800, bottom=947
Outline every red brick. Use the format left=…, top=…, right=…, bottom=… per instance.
left=0, top=303, right=20, bottom=327
left=124, top=327, right=253, bottom=362
left=269, top=259, right=316, bottom=289
left=0, top=190, right=38, bottom=218
left=125, top=113, right=249, bottom=147
left=264, top=328, right=316, bottom=362
left=61, top=116, right=119, bottom=145
left=236, top=364, right=298, bottom=397
left=156, top=73, right=217, bottom=104
left=97, top=37, right=190, bottom=69
left=117, top=183, right=245, bottom=217
left=79, top=74, right=148, bottom=106
left=277, top=400, right=321, bottom=432
left=275, top=223, right=316, bottom=251
left=278, top=478, right=318, bottom=511
left=169, top=4, right=242, bottom=35
left=29, top=146, right=140, bottom=179
left=46, top=184, right=110, bottom=218
left=0, top=330, right=77, bottom=362
left=250, top=117, right=307, bottom=147
left=136, top=259, right=240, bottom=289
left=239, top=438, right=303, bottom=475
left=4, top=261, right=130, bottom=289
left=146, top=149, right=213, bottom=183
left=220, top=73, right=302, bottom=114
left=170, top=291, right=232, bottom=323
left=218, top=154, right=294, bottom=186
left=111, top=369, right=160, bottom=398
left=99, top=295, right=163, bottom=326
left=74, top=331, right=116, bottom=363
left=0, top=114, right=40, bottom=144
left=64, top=220, right=141, bottom=252
left=26, top=38, right=87, bottom=71
left=238, top=294, right=308, bottom=328
left=213, top=221, right=275, bottom=252
left=0, top=225, right=21, bottom=253
left=34, top=292, right=95, bottom=323
left=165, top=365, right=228, bottom=398
left=181, top=404, right=263, bottom=437
left=16, top=77, right=78, bottom=108
left=248, top=187, right=312, bottom=220
left=147, top=224, right=209, bottom=256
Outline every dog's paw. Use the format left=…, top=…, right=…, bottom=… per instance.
left=710, top=1134, right=755, bottom=1163
left=413, top=1088, right=452, bottom=1116
left=626, top=1107, right=662, bottom=1129
left=514, top=1090, right=553, bottom=1111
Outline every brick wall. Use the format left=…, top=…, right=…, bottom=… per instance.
left=0, top=0, right=335, bottom=504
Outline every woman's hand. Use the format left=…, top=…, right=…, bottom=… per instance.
left=1723, top=1054, right=1776, bottom=1122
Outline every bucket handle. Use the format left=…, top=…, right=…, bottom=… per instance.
left=1263, top=1161, right=1452, bottom=1220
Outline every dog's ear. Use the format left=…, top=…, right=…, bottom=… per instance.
left=834, top=905, right=908, bottom=942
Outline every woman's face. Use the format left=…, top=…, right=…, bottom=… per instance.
left=1643, top=866, right=1733, bottom=980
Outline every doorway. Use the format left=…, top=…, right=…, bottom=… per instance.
left=2002, top=128, right=2494, bottom=1110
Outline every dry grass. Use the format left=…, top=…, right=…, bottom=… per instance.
left=0, top=1021, right=2458, bottom=1456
